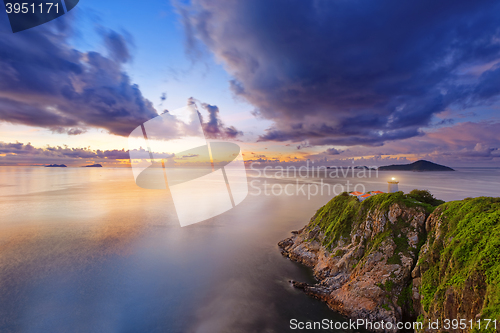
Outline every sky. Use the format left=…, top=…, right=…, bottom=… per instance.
left=0, top=0, right=500, bottom=167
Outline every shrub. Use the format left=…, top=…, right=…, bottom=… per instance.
left=407, top=189, right=445, bottom=207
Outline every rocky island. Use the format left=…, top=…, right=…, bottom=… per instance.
left=44, top=164, right=67, bottom=167
left=378, top=160, right=454, bottom=172
left=279, top=191, right=499, bottom=332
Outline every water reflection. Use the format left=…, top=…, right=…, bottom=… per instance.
left=0, top=167, right=499, bottom=332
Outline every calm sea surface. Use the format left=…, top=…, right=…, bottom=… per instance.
left=0, top=166, right=499, bottom=333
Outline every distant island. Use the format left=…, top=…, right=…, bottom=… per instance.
left=45, top=164, right=67, bottom=168
left=83, top=164, right=102, bottom=168
left=378, top=159, right=454, bottom=171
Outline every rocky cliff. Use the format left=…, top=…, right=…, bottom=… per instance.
left=412, top=197, right=500, bottom=333
left=279, top=192, right=500, bottom=332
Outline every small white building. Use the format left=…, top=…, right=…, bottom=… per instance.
left=388, top=178, right=399, bottom=193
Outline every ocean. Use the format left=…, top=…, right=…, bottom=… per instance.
left=0, top=166, right=499, bottom=332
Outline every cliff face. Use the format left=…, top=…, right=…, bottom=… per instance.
left=279, top=192, right=431, bottom=329
left=280, top=193, right=500, bottom=332
left=412, top=197, right=500, bottom=333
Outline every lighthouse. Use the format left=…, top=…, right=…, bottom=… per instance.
left=388, top=177, right=399, bottom=193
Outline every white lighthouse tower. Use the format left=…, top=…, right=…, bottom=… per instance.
left=388, top=177, right=399, bottom=193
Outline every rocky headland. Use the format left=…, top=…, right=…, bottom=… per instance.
left=378, top=160, right=454, bottom=172
left=279, top=191, right=500, bottom=332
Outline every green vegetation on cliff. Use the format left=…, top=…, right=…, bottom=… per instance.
left=418, top=197, right=500, bottom=322
left=284, top=190, right=500, bottom=331
left=294, top=190, right=442, bottom=322
left=309, top=191, right=441, bottom=249
left=407, top=189, right=445, bottom=207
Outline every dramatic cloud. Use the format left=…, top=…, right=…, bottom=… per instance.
left=325, top=148, right=342, bottom=155
left=335, top=121, right=500, bottom=165
left=102, top=29, right=132, bottom=63
left=0, top=14, right=158, bottom=136
left=0, top=141, right=161, bottom=165
left=179, top=0, right=500, bottom=146
left=296, top=142, right=311, bottom=150
left=425, top=122, right=500, bottom=149
left=454, top=143, right=500, bottom=159
left=199, top=102, right=243, bottom=139
left=50, top=126, right=88, bottom=135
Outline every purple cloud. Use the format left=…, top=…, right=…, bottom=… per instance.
left=199, top=102, right=243, bottom=139
left=0, top=141, right=144, bottom=165
left=325, top=148, right=342, bottom=155
left=0, top=14, right=157, bottom=136
left=179, top=0, right=500, bottom=146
